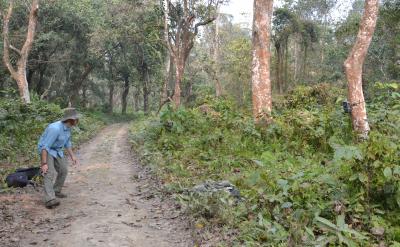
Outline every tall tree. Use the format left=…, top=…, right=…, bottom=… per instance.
left=2, top=0, right=39, bottom=104
left=344, top=0, right=379, bottom=136
left=161, top=0, right=171, bottom=106
left=251, top=0, right=274, bottom=123
left=213, top=7, right=222, bottom=97
left=272, top=8, right=298, bottom=93
left=164, top=0, right=221, bottom=107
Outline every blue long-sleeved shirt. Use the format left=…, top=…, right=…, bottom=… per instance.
left=37, top=121, right=72, bottom=158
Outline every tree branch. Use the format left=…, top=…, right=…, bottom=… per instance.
left=2, top=0, right=17, bottom=79
left=19, top=0, right=39, bottom=67
left=40, top=74, right=54, bottom=100
left=194, top=17, right=216, bottom=35
left=9, top=45, right=21, bottom=55
left=163, top=0, right=176, bottom=56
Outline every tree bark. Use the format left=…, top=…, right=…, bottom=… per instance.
left=121, top=73, right=130, bottom=115
left=109, top=83, right=114, bottom=113
left=251, top=0, right=274, bottom=123
left=82, top=84, right=88, bottom=108
left=143, top=66, right=150, bottom=113
left=134, top=88, right=140, bottom=112
left=284, top=42, right=289, bottom=91
left=160, top=0, right=170, bottom=106
left=161, top=55, right=171, bottom=105
left=302, top=46, right=308, bottom=81
left=2, top=0, right=39, bottom=104
left=36, top=66, right=46, bottom=95
left=344, top=0, right=379, bottom=136
left=108, top=56, right=114, bottom=113
left=173, top=57, right=184, bottom=107
left=213, top=9, right=222, bottom=97
left=164, top=0, right=217, bottom=108
left=294, top=36, right=299, bottom=82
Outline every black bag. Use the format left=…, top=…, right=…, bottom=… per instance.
left=16, top=167, right=40, bottom=180
left=5, top=167, right=40, bottom=188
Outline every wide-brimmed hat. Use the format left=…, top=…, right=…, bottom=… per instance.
left=61, top=108, right=80, bottom=122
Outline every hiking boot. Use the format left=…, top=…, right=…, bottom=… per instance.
left=55, top=192, right=67, bottom=198
left=45, top=199, right=60, bottom=209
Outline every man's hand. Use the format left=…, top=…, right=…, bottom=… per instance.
left=41, top=164, right=49, bottom=174
left=71, top=155, right=80, bottom=166
left=66, top=147, right=79, bottom=166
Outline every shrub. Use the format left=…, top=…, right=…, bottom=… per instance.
left=130, top=83, right=400, bottom=245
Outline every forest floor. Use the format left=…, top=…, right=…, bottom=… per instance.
left=0, top=124, right=192, bottom=247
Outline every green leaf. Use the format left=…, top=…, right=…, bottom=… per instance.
left=305, top=226, right=315, bottom=239
left=393, top=166, right=400, bottom=175
left=358, top=173, right=368, bottom=183
left=389, top=83, right=399, bottom=90
left=383, top=167, right=393, bottom=179
left=315, top=216, right=339, bottom=232
left=396, top=190, right=400, bottom=208
left=247, top=172, right=261, bottom=186
left=333, top=145, right=363, bottom=161
left=338, top=233, right=358, bottom=247
left=337, top=214, right=346, bottom=229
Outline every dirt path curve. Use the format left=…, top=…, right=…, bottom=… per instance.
left=13, top=124, right=191, bottom=247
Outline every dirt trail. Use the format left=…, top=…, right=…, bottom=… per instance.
left=1, top=124, right=192, bottom=247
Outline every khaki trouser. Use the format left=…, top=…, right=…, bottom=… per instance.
left=43, top=155, right=68, bottom=202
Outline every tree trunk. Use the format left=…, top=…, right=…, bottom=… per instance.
left=279, top=47, right=285, bottom=93
left=344, top=0, right=379, bottom=136
left=251, top=0, right=274, bottom=123
left=143, top=67, right=149, bottom=113
left=134, top=88, right=140, bottom=112
left=108, top=58, right=114, bottom=113
left=27, top=68, right=34, bottom=88
left=165, top=0, right=217, bottom=108
left=214, top=74, right=222, bottom=97
left=161, top=0, right=170, bottom=106
left=173, top=57, right=184, bottom=108
left=294, top=37, right=299, bottom=82
left=2, top=0, right=39, bottom=104
left=213, top=9, right=222, bottom=97
left=70, top=64, right=93, bottom=107
left=275, top=43, right=284, bottom=94
left=121, top=74, right=130, bottom=115
left=82, top=85, right=88, bottom=108
left=36, top=66, right=46, bottom=95
left=108, top=83, right=114, bottom=113
left=284, top=43, right=289, bottom=91
left=161, top=54, right=171, bottom=105
left=302, top=46, right=308, bottom=81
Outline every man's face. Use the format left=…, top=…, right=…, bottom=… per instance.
left=66, top=119, right=79, bottom=127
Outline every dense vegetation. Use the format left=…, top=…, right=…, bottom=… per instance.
left=130, top=83, right=399, bottom=246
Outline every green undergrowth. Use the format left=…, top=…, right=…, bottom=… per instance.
left=129, top=82, right=400, bottom=246
left=0, top=98, right=127, bottom=187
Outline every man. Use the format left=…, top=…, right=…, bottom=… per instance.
left=37, top=108, right=80, bottom=209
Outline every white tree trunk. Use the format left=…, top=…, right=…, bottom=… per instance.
left=2, top=0, right=39, bottom=104
left=344, top=0, right=379, bottom=136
